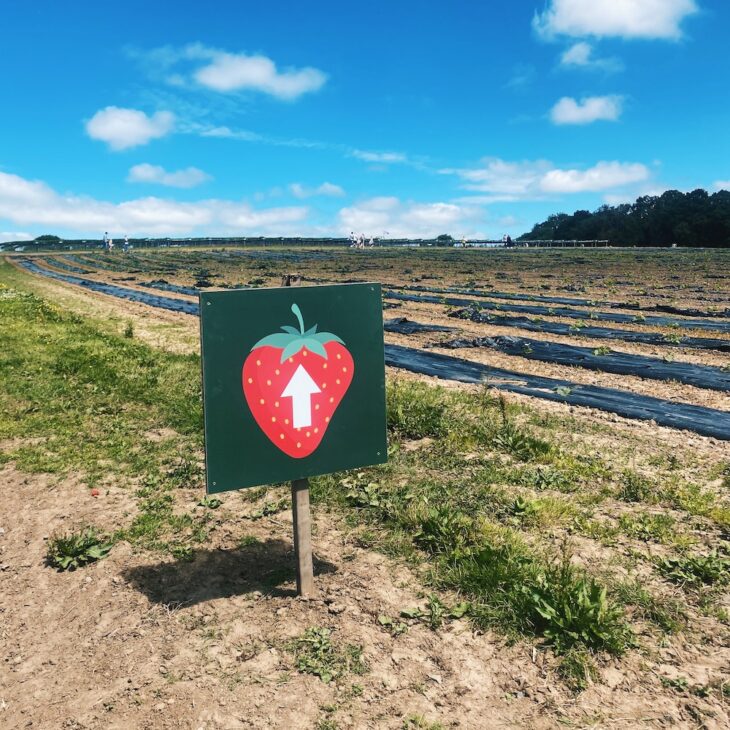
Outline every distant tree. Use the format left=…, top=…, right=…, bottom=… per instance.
left=34, top=234, right=62, bottom=242
left=436, top=234, right=454, bottom=242
left=518, top=190, right=730, bottom=247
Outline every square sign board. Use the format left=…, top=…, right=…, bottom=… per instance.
left=200, top=283, right=387, bottom=494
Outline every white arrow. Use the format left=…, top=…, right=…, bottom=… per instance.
left=281, top=364, right=321, bottom=429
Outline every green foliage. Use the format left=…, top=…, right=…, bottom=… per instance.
left=528, top=556, right=632, bottom=654
left=386, top=380, right=448, bottom=439
left=658, top=552, right=730, bottom=588
left=618, top=471, right=657, bottom=503
left=558, top=646, right=598, bottom=692
left=123, top=321, right=134, bottom=338
left=290, top=627, right=367, bottom=683
left=46, top=527, right=113, bottom=571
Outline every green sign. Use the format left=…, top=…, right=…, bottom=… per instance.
left=200, top=283, right=387, bottom=493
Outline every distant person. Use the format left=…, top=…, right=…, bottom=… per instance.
left=123, top=234, right=129, bottom=252
left=103, top=231, right=109, bottom=250
left=108, top=238, right=114, bottom=250
left=506, top=235, right=512, bottom=245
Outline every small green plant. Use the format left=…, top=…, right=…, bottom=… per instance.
left=593, top=346, right=611, bottom=356
left=197, top=495, right=222, bottom=509
left=238, top=534, right=261, bottom=548
left=529, top=555, right=631, bottom=654
left=558, top=646, right=598, bottom=692
left=123, top=321, right=134, bottom=338
left=658, top=551, right=730, bottom=588
left=386, top=380, right=448, bottom=439
left=46, top=527, right=113, bottom=571
left=290, top=627, right=367, bottom=683
left=618, top=471, right=656, bottom=503
left=248, top=498, right=289, bottom=520
left=377, top=615, right=409, bottom=636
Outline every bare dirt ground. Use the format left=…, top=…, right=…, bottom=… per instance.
left=2, top=463, right=728, bottom=730
left=2, top=251, right=729, bottom=729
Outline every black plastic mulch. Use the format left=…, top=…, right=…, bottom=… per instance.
left=450, top=307, right=730, bottom=353
left=384, top=344, right=730, bottom=440
left=433, top=335, right=730, bottom=392
left=18, top=258, right=730, bottom=439
left=392, top=283, right=730, bottom=318
left=384, top=317, right=456, bottom=335
left=18, top=260, right=200, bottom=315
left=385, top=291, right=730, bottom=334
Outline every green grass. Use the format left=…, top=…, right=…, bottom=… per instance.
left=288, top=627, right=367, bottom=683
left=1, top=271, right=727, bottom=683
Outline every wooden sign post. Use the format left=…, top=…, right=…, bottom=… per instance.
left=199, top=279, right=387, bottom=598
left=282, top=275, right=314, bottom=596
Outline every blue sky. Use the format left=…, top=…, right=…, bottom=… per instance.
left=1, top=0, right=728, bottom=241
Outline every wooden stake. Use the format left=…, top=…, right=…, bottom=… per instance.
left=291, top=478, right=314, bottom=596
left=282, top=272, right=314, bottom=597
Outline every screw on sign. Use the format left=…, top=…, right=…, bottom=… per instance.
left=242, top=303, right=354, bottom=458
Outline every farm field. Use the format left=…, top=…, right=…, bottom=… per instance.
left=1, top=247, right=729, bottom=729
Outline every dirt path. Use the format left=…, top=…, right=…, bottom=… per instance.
left=2, top=464, right=728, bottom=729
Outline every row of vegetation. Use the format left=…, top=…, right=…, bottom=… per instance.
left=1, top=270, right=728, bottom=693
left=520, top=189, right=730, bottom=247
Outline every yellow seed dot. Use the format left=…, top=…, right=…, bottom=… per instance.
left=314, top=428, right=319, bottom=434
left=303, top=350, right=307, bottom=356
left=266, top=379, right=271, bottom=386
left=335, top=379, right=340, bottom=385
left=297, top=442, right=301, bottom=448
left=289, top=357, right=293, bottom=363
left=247, top=377, right=253, bottom=384
left=322, top=383, right=327, bottom=389
left=271, top=416, right=276, bottom=423
left=275, top=401, right=279, bottom=408
left=259, top=398, right=265, bottom=405
left=315, top=404, right=320, bottom=410
left=342, top=367, right=347, bottom=373
left=329, top=397, right=334, bottom=403
left=284, top=418, right=289, bottom=425
left=279, top=433, right=285, bottom=440
left=275, top=369, right=280, bottom=375
left=306, top=431, right=310, bottom=437
left=256, top=359, right=261, bottom=366
left=325, top=416, right=330, bottom=423
left=323, top=363, right=328, bottom=369
left=336, top=353, right=341, bottom=359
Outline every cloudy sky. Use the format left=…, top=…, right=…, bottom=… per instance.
left=1, top=0, right=728, bottom=242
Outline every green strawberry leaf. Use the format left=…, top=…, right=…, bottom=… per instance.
left=304, top=324, right=318, bottom=335
left=252, top=332, right=298, bottom=350
left=302, top=338, right=327, bottom=358
left=281, top=325, right=300, bottom=335
left=310, top=331, right=344, bottom=345
left=280, top=340, right=304, bottom=362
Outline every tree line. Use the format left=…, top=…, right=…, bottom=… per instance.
left=519, top=189, right=730, bottom=247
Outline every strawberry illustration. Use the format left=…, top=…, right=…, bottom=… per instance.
left=242, top=303, right=354, bottom=458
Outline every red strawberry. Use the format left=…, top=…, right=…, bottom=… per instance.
left=242, top=303, right=354, bottom=458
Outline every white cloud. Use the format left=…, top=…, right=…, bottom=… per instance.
left=0, top=170, right=309, bottom=237
left=194, top=52, right=326, bottom=99
left=339, top=197, right=483, bottom=238
left=541, top=162, right=650, bottom=193
left=289, top=182, right=345, bottom=199
left=713, top=180, right=730, bottom=191
left=86, top=107, right=175, bottom=150
left=560, top=42, right=624, bottom=72
left=534, top=0, right=698, bottom=40
left=351, top=149, right=408, bottom=164
left=550, top=95, right=623, bottom=124
left=128, top=43, right=327, bottom=100
left=127, top=163, right=212, bottom=188
left=441, top=159, right=554, bottom=199
left=443, top=157, right=650, bottom=198
left=0, top=231, right=33, bottom=243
